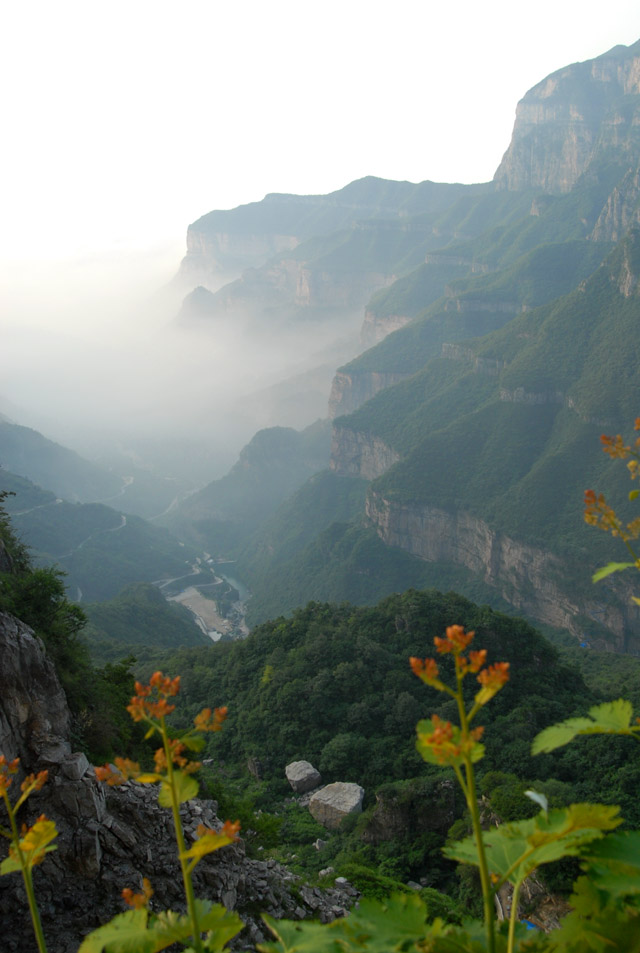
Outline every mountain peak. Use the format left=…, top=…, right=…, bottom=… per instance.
left=494, top=38, right=640, bottom=194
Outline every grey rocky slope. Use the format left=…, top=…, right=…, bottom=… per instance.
left=0, top=611, right=357, bottom=952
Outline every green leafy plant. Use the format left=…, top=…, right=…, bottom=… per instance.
left=257, top=625, right=640, bottom=953
left=81, top=672, right=243, bottom=953
left=0, top=758, right=56, bottom=953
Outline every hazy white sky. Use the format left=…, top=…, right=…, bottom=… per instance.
left=2, top=0, right=639, bottom=261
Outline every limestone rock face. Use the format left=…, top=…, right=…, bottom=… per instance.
left=309, top=783, right=365, bottom=830
left=285, top=760, right=322, bottom=794
left=330, top=427, right=400, bottom=480
left=365, top=493, right=639, bottom=652
left=494, top=40, right=640, bottom=195
left=328, top=370, right=409, bottom=419
left=0, top=612, right=357, bottom=952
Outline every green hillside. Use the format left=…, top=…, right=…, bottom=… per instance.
left=0, top=419, right=121, bottom=503
left=164, top=420, right=331, bottom=554
left=7, top=487, right=198, bottom=603
left=82, top=582, right=209, bottom=662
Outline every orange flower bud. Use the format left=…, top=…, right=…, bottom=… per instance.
left=122, top=877, right=153, bottom=910
left=194, top=706, right=228, bottom=732
left=434, top=625, right=475, bottom=655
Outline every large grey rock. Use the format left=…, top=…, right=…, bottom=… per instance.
left=285, top=760, right=322, bottom=794
left=309, top=783, right=365, bottom=830
left=0, top=611, right=358, bottom=952
left=0, top=611, right=70, bottom=767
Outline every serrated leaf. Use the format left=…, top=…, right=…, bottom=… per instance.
left=148, top=901, right=242, bottom=952
left=581, top=831, right=640, bottom=898
left=549, top=876, right=640, bottom=952
left=259, top=915, right=343, bottom=953
left=341, top=893, right=431, bottom=952
left=158, top=771, right=198, bottom=807
left=445, top=803, right=621, bottom=889
left=199, top=902, right=244, bottom=950
left=532, top=699, right=636, bottom=754
left=592, top=562, right=635, bottom=583
left=78, top=909, right=153, bottom=953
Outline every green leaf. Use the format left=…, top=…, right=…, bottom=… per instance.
left=445, top=803, right=621, bottom=889
left=548, top=876, right=640, bottom=952
left=581, top=831, right=640, bottom=898
left=77, top=910, right=153, bottom=953
left=259, top=915, right=343, bottom=953
left=341, top=893, right=430, bottom=952
left=149, top=901, right=243, bottom=952
left=260, top=896, right=460, bottom=953
left=181, top=734, right=205, bottom=753
left=532, top=699, right=636, bottom=754
left=592, top=562, right=635, bottom=583
left=630, top=489, right=640, bottom=501
left=158, top=771, right=198, bottom=807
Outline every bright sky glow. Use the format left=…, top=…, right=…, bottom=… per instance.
left=2, top=0, right=639, bottom=260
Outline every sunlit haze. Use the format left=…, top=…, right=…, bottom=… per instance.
left=2, top=0, right=639, bottom=476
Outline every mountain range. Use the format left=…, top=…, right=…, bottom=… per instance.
left=170, top=39, right=640, bottom=652
left=4, top=39, right=640, bottom=655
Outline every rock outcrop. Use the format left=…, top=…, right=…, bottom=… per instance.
left=285, top=761, right=322, bottom=794
left=362, top=780, right=457, bottom=845
left=330, top=428, right=400, bottom=481
left=360, top=311, right=413, bottom=348
left=328, top=370, right=410, bottom=419
left=0, top=613, right=357, bottom=952
left=365, top=494, right=640, bottom=652
left=494, top=40, right=640, bottom=194
left=309, top=783, right=365, bottom=830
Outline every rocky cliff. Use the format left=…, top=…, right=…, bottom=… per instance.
left=328, top=370, right=410, bottom=418
left=0, top=613, right=356, bottom=952
left=330, top=428, right=400, bottom=480
left=365, top=494, right=639, bottom=652
left=360, top=310, right=413, bottom=348
left=494, top=40, right=640, bottom=194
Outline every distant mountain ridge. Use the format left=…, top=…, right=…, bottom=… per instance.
left=172, top=38, right=640, bottom=651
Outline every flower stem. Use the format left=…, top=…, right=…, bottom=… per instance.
left=161, top=720, right=203, bottom=953
left=454, top=667, right=495, bottom=953
left=2, top=790, right=48, bottom=953
left=507, top=881, right=522, bottom=953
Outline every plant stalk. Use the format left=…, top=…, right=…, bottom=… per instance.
left=161, top=720, right=203, bottom=953
left=2, top=790, right=48, bottom=953
left=455, top=666, right=496, bottom=953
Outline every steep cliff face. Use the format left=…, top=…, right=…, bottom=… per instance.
left=0, top=613, right=356, bottom=952
left=176, top=177, right=478, bottom=292
left=328, top=370, right=410, bottom=419
left=494, top=40, right=640, bottom=194
left=179, top=255, right=391, bottom=327
left=180, top=228, right=300, bottom=290
left=360, top=310, right=413, bottom=348
left=330, top=429, right=400, bottom=481
left=365, top=495, right=638, bottom=652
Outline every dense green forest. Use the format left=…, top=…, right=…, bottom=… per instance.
left=130, top=589, right=640, bottom=899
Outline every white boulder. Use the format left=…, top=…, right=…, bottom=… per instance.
left=285, top=760, right=322, bottom=793
left=309, top=782, right=365, bottom=829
